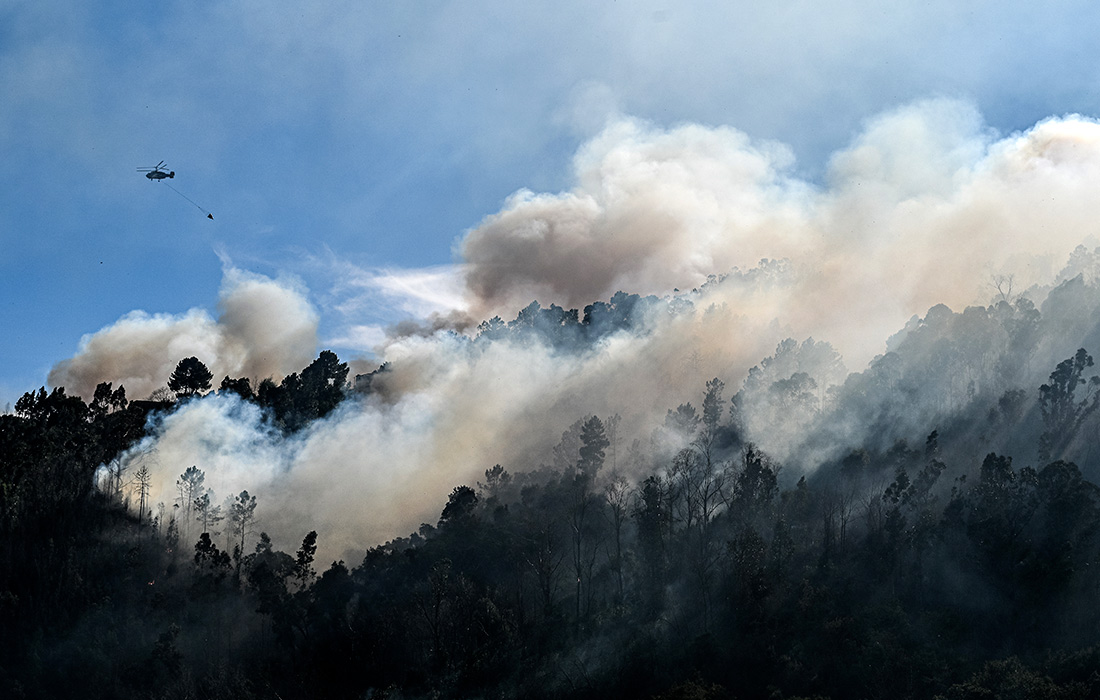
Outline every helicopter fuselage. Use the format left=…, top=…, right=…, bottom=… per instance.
left=145, top=170, right=174, bottom=180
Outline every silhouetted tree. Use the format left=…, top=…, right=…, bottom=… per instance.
left=293, top=530, right=318, bottom=589
left=89, top=381, right=127, bottom=419
left=218, top=375, right=254, bottom=400
left=168, top=356, right=213, bottom=398
left=439, top=486, right=478, bottom=527
left=730, top=445, right=779, bottom=528
left=1039, top=348, right=1100, bottom=461
left=134, top=463, right=152, bottom=524
left=193, top=532, right=232, bottom=596
left=230, top=490, right=258, bottom=576
left=479, top=464, right=513, bottom=502
left=300, top=350, right=349, bottom=419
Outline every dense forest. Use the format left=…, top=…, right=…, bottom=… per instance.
left=9, top=253, right=1100, bottom=699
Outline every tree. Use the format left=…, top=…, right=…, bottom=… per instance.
left=175, top=466, right=205, bottom=544
left=634, top=475, right=670, bottom=616
left=15, top=386, right=87, bottom=426
left=292, top=530, right=318, bottom=590
left=439, top=485, right=478, bottom=527
left=230, top=490, right=258, bottom=576
left=551, top=419, right=585, bottom=472
left=940, top=657, right=1069, bottom=700
left=670, top=444, right=725, bottom=631
left=1038, top=348, right=1100, bottom=461
left=701, top=377, right=725, bottom=440
left=193, top=532, right=232, bottom=594
left=569, top=416, right=609, bottom=625
left=665, top=403, right=700, bottom=436
left=769, top=372, right=819, bottom=413
left=89, top=381, right=127, bottom=419
left=147, top=386, right=175, bottom=402
left=991, top=272, right=1017, bottom=304
left=133, top=464, right=153, bottom=524
left=168, top=357, right=213, bottom=398
left=603, top=472, right=631, bottom=604
left=730, top=445, right=779, bottom=529
left=577, top=415, right=609, bottom=480
left=479, top=464, right=513, bottom=501
left=300, top=350, right=349, bottom=419
left=218, top=375, right=254, bottom=400
left=255, top=351, right=349, bottom=433
left=693, top=378, right=728, bottom=531
left=193, top=489, right=223, bottom=537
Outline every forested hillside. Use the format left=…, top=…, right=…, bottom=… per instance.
left=8, top=254, right=1100, bottom=699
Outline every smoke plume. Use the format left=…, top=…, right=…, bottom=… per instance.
left=70, top=100, right=1100, bottom=562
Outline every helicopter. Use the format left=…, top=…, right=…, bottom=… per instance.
left=137, top=161, right=174, bottom=180
left=137, top=161, right=213, bottom=219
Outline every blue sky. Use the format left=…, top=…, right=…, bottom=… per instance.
left=4, top=0, right=1100, bottom=407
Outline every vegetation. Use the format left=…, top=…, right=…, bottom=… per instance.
left=7, top=274, right=1100, bottom=699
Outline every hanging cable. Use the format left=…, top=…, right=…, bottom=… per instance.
left=164, top=182, right=214, bottom=219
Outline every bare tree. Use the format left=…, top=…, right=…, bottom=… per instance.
left=991, top=273, right=1016, bottom=304
left=603, top=472, right=632, bottom=605
left=133, top=464, right=152, bottom=525
left=147, top=386, right=175, bottom=402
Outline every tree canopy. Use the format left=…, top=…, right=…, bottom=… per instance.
left=168, top=356, right=214, bottom=398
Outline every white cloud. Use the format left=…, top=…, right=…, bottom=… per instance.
left=324, top=324, right=387, bottom=352
left=361, top=265, right=469, bottom=317
left=318, top=260, right=469, bottom=352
